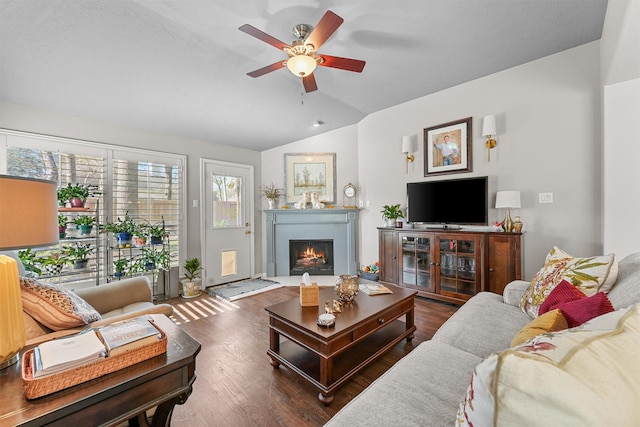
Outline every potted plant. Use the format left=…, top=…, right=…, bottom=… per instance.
left=63, top=242, right=95, bottom=269
left=104, top=213, right=138, bottom=248
left=58, top=214, right=68, bottom=238
left=181, top=257, right=203, bottom=298
left=381, top=204, right=405, bottom=227
left=57, top=187, right=69, bottom=207
left=18, top=248, right=41, bottom=276
left=140, top=247, right=169, bottom=271
left=73, top=215, right=95, bottom=236
left=141, top=223, right=167, bottom=245
left=260, top=183, right=283, bottom=209
left=113, top=258, right=130, bottom=277
left=40, top=252, right=68, bottom=276
left=60, top=183, right=99, bottom=208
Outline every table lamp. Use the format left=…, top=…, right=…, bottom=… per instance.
left=495, top=190, right=521, bottom=232
left=0, top=175, right=58, bottom=370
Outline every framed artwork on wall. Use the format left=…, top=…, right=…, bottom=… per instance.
left=424, top=117, right=472, bottom=176
left=284, top=153, right=336, bottom=204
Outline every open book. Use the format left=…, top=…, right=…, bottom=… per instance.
left=359, top=283, right=393, bottom=295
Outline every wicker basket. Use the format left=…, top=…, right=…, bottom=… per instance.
left=22, top=323, right=167, bottom=399
left=359, top=271, right=380, bottom=282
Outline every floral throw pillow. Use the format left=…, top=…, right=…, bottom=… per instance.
left=520, top=247, right=618, bottom=318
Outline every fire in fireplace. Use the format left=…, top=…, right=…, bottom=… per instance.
left=289, top=239, right=334, bottom=276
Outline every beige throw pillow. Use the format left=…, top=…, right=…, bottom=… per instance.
left=520, top=247, right=618, bottom=317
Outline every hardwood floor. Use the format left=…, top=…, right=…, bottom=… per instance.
left=164, top=286, right=457, bottom=427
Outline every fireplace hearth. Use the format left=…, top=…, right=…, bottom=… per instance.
left=289, top=239, right=334, bottom=276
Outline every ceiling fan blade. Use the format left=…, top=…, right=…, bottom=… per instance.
left=305, top=10, right=343, bottom=51
left=318, top=55, right=366, bottom=72
left=239, top=24, right=289, bottom=50
left=247, top=61, right=286, bottom=78
left=303, top=74, right=318, bottom=93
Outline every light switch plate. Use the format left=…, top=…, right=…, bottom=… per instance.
left=538, top=192, right=553, bottom=203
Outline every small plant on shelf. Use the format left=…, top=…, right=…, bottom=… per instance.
left=140, top=222, right=167, bottom=244
left=381, top=204, right=404, bottom=227
left=63, top=243, right=95, bottom=269
left=104, top=213, right=138, bottom=248
left=73, top=215, right=96, bottom=235
left=18, top=248, right=41, bottom=276
left=139, top=247, right=170, bottom=271
left=59, top=183, right=100, bottom=207
left=113, top=258, right=130, bottom=277
left=58, top=214, right=68, bottom=238
left=40, top=252, right=69, bottom=276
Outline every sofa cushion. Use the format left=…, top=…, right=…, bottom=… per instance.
left=520, top=247, right=618, bottom=318
left=511, top=309, right=568, bottom=347
left=433, top=292, right=530, bottom=358
left=606, top=252, right=640, bottom=309
left=20, top=277, right=102, bottom=330
left=538, top=279, right=586, bottom=315
left=558, top=292, right=614, bottom=327
left=325, top=340, right=482, bottom=427
left=457, top=306, right=640, bottom=426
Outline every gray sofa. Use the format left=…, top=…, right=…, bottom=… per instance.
left=325, top=252, right=640, bottom=426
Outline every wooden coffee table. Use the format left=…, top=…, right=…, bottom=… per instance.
left=265, top=285, right=417, bottom=404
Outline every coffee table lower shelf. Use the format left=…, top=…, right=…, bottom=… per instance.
left=268, top=320, right=414, bottom=404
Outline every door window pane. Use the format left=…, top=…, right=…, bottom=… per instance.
left=211, top=174, right=242, bottom=228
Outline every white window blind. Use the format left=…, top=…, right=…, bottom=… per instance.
left=1, top=130, right=185, bottom=290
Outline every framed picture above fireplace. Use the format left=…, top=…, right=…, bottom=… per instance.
left=284, top=152, right=336, bottom=205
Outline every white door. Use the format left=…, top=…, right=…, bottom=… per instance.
left=201, top=159, right=254, bottom=287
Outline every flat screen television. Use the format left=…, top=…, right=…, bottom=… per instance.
left=407, top=176, right=488, bottom=225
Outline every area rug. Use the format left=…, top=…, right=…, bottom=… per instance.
left=205, top=278, right=282, bottom=301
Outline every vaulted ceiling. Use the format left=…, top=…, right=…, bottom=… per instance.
left=0, top=0, right=608, bottom=151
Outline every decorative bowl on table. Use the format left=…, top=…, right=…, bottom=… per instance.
left=335, top=274, right=359, bottom=302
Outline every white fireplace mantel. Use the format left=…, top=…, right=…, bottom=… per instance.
left=265, top=209, right=359, bottom=277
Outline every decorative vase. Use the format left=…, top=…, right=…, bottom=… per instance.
left=73, top=259, right=89, bottom=270
left=335, top=274, right=359, bottom=303
left=268, top=199, right=277, bottom=209
left=181, top=278, right=202, bottom=298
left=69, top=197, right=84, bottom=208
left=513, top=216, right=523, bottom=233
left=79, top=225, right=93, bottom=235
left=116, top=232, right=133, bottom=248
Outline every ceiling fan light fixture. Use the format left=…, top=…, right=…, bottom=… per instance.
left=286, top=54, right=317, bottom=77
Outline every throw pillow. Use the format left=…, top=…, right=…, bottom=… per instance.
left=559, top=292, right=614, bottom=328
left=20, top=277, right=102, bottom=330
left=457, top=305, right=639, bottom=426
left=538, top=279, right=586, bottom=315
left=510, top=309, right=568, bottom=347
left=520, top=247, right=617, bottom=318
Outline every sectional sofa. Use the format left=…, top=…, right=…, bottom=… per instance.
left=326, top=251, right=640, bottom=426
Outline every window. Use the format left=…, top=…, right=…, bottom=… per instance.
left=0, top=130, right=185, bottom=290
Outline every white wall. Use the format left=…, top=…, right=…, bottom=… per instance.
left=601, top=0, right=640, bottom=257
left=0, top=100, right=264, bottom=274
left=263, top=42, right=603, bottom=279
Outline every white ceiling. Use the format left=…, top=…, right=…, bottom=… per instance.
left=0, top=0, right=608, bottom=151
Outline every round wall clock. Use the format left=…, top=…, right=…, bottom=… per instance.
left=343, top=183, right=357, bottom=208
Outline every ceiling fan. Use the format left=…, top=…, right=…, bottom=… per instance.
left=239, top=10, right=366, bottom=93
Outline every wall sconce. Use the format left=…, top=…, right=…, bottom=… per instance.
left=402, top=135, right=417, bottom=173
left=495, top=190, right=521, bottom=232
left=482, top=115, right=497, bottom=161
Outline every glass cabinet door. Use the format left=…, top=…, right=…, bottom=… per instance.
left=400, top=234, right=434, bottom=292
left=438, top=237, right=478, bottom=298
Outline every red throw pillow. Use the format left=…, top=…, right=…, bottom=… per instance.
left=559, top=292, right=614, bottom=328
left=539, top=279, right=586, bottom=315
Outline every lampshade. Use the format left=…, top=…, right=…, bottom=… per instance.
left=0, top=175, right=58, bottom=369
left=482, top=115, right=497, bottom=137
left=286, top=55, right=317, bottom=77
left=495, top=191, right=521, bottom=209
left=401, top=135, right=417, bottom=154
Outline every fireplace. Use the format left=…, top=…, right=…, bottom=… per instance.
left=265, top=209, right=359, bottom=276
left=289, top=239, right=334, bottom=276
